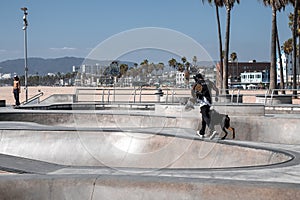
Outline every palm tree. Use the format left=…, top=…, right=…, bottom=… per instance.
left=147, top=63, right=155, bottom=74
left=119, top=64, right=128, bottom=78
left=201, top=0, right=224, bottom=91
left=276, top=25, right=285, bottom=94
left=260, top=0, right=288, bottom=94
left=282, top=38, right=293, bottom=85
left=168, top=58, right=177, bottom=69
left=230, top=52, right=237, bottom=62
left=181, top=56, right=191, bottom=86
left=185, top=62, right=191, bottom=86
left=192, top=56, right=198, bottom=67
left=289, top=0, right=300, bottom=97
left=158, top=62, right=165, bottom=72
left=177, top=63, right=184, bottom=72
left=230, top=51, right=238, bottom=81
left=223, top=0, right=240, bottom=93
left=181, top=57, right=187, bottom=64
left=140, top=59, right=149, bottom=66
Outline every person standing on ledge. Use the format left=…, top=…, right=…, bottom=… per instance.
left=192, top=73, right=217, bottom=139
left=13, top=75, right=21, bottom=107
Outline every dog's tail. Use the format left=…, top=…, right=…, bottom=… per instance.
left=228, top=127, right=235, bottom=139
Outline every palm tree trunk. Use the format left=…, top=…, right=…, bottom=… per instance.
left=215, top=5, right=223, bottom=92
left=293, top=0, right=298, bottom=97
left=298, top=12, right=300, bottom=94
left=298, top=34, right=300, bottom=92
left=270, top=6, right=277, bottom=94
left=286, top=54, right=289, bottom=86
left=223, top=6, right=231, bottom=94
left=276, top=24, right=285, bottom=94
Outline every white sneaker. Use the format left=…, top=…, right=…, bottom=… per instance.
left=196, top=132, right=205, bottom=139
left=209, top=131, right=218, bottom=140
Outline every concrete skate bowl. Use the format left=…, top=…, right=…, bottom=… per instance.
left=0, top=110, right=299, bottom=200
left=0, top=127, right=293, bottom=170
left=0, top=110, right=293, bottom=170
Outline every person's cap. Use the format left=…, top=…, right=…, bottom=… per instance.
left=14, top=74, right=18, bottom=78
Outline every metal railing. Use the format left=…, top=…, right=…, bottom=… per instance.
left=75, top=87, right=192, bottom=104
left=74, top=87, right=300, bottom=106
left=22, top=91, right=44, bottom=105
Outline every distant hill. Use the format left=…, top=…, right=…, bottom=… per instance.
left=0, top=57, right=84, bottom=76
left=0, top=56, right=216, bottom=76
left=0, top=57, right=140, bottom=76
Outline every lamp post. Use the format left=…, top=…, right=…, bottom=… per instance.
left=21, top=7, right=28, bottom=102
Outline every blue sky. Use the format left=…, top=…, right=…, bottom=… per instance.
left=0, top=0, right=294, bottom=63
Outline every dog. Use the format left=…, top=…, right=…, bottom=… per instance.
left=184, top=99, right=235, bottom=140
left=210, top=109, right=235, bottom=140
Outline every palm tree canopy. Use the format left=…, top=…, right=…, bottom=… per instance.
left=140, top=59, right=149, bottom=66
left=201, top=0, right=225, bottom=7
left=260, top=0, right=289, bottom=11
left=225, top=0, right=240, bottom=9
left=288, top=0, right=300, bottom=7
left=168, top=58, right=177, bottom=68
left=282, top=38, right=293, bottom=54
left=230, top=52, right=237, bottom=61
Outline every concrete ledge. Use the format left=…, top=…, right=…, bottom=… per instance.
left=218, top=94, right=243, bottom=103
left=40, top=94, right=76, bottom=104
left=155, top=104, right=265, bottom=117
left=256, top=94, right=293, bottom=104
left=265, top=104, right=300, bottom=114
left=213, top=104, right=265, bottom=116
left=231, top=115, right=300, bottom=144
left=0, top=111, right=197, bottom=129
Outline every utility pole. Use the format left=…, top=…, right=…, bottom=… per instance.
left=21, top=7, right=28, bottom=102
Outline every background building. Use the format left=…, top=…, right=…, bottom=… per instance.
left=217, top=61, right=270, bottom=89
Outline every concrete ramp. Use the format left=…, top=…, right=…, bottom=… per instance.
left=0, top=125, right=291, bottom=169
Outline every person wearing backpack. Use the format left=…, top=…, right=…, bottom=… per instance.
left=192, top=73, right=217, bottom=139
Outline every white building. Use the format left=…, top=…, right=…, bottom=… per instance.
left=0, top=73, right=12, bottom=79
left=276, top=53, right=293, bottom=84
left=175, top=71, right=185, bottom=85
left=241, top=71, right=263, bottom=84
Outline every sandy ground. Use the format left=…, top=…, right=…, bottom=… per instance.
left=1, top=86, right=299, bottom=106
left=0, top=86, right=77, bottom=106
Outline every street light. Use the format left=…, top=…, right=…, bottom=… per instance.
left=21, top=7, right=28, bottom=102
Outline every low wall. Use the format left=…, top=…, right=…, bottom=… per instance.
left=218, top=94, right=243, bottom=103
left=40, top=94, right=75, bottom=104
left=230, top=115, right=300, bottom=144
left=155, top=104, right=265, bottom=117
left=0, top=175, right=299, bottom=200
left=256, top=95, right=293, bottom=104
left=0, top=111, right=199, bottom=130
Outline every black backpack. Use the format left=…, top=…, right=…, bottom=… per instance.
left=192, top=79, right=211, bottom=104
